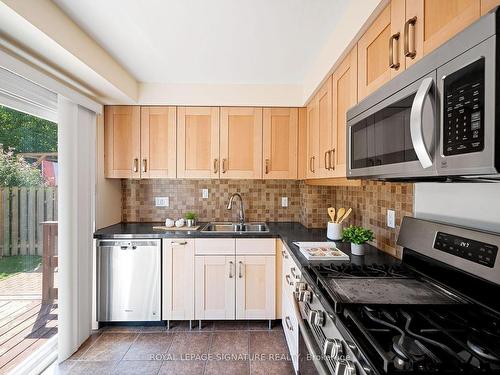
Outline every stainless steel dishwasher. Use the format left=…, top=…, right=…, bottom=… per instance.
left=97, top=239, right=161, bottom=322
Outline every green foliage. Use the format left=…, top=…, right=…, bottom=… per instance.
left=0, top=105, right=57, bottom=153
left=184, top=211, right=198, bottom=220
left=0, top=255, right=42, bottom=280
left=0, top=146, right=44, bottom=187
left=342, top=225, right=374, bottom=245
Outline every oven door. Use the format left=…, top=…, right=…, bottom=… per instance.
left=347, top=72, right=438, bottom=179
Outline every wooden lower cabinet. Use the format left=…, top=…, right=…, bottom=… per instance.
left=162, top=239, right=195, bottom=320
left=236, top=255, right=275, bottom=319
left=195, top=255, right=236, bottom=320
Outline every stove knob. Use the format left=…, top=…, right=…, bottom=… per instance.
left=323, top=338, right=344, bottom=358
left=335, top=361, right=357, bottom=375
left=298, top=290, right=312, bottom=303
left=294, top=282, right=307, bottom=293
left=308, top=309, right=325, bottom=326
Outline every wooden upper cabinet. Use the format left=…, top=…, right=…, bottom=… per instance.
left=482, top=0, right=500, bottom=14
left=220, top=107, right=263, bottom=179
left=317, top=77, right=333, bottom=178
left=263, top=108, right=298, bottom=179
left=406, top=0, right=480, bottom=58
left=297, top=108, right=307, bottom=180
left=140, top=107, right=176, bottom=178
left=332, top=49, right=357, bottom=178
left=104, top=106, right=140, bottom=179
left=177, top=107, right=220, bottom=179
left=306, top=98, right=319, bottom=178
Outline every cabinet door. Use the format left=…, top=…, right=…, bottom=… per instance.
left=162, top=239, right=195, bottom=320
left=406, top=0, right=480, bottom=58
left=177, top=107, right=220, bottom=178
left=482, top=0, right=500, bottom=14
left=358, top=5, right=395, bottom=100
left=306, top=99, right=319, bottom=178
left=104, top=106, right=140, bottom=178
left=140, top=107, right=176, bottom=178
left=331, top=49, right=357, bottom=178
left=195, top=256, right=235, bottom=320
left=263, top=108, right=298, bottom=179
left=317, top=76, right=333, bottom=178
left=220, top=107, right=263, bottom=179
left=236, top=256, right=275, bottom=319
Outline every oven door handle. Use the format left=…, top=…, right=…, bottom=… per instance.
left=292, top=294, right=330, bottom=375
left=410, top=76, right=434, bottom=169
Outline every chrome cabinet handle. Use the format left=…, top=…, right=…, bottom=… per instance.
left=290, top=267, right=299, bottom=280
left=281, top=250, right=288, bottom=259
left=265, top=159, right=270, bottom=174
left=171, top=241, right=187, bottom=246
left=389, top=32, right=400, bottom=70
left=285, top=316, right=293, bottom=331
left=324, top=151, right=329, bottom=170
left=285, top=274, right=293, bottom=286
left=404, top=16, right=417, bottom=58
left=213, top=158, right=219, bottom=174
left=142, top=158, right=147, bottom=173
left=132, top=158, right=139, bottom=172
left=309, top=157, right=313, bottom=172
left=410, top=77, right=434, bottom=169
left=229, top=261, right=234, bottom=278
left=330, top=148, right=335, bottom=171
left=222, top=158, right=227, bottom=173
left=238, top=261, right=243, bottom=278
left=311, top=156, right=315, bottom=173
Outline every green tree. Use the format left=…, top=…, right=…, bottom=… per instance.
left=0, top=146, right=44, bottom=187
left=0, top=105, right=57, bottom=153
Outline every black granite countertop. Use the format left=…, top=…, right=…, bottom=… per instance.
left=94, top=222, right=398, bottom=268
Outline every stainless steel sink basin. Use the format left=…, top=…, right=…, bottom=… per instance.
left=201, top=222, right=269, bottom=233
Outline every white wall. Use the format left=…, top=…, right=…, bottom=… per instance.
left=414, top=183, right=500, bottom=233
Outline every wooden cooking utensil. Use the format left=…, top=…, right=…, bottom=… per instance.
left=336, top=207, right=346, bottom=223
left=327, top=207, right=336, bottom=223
left=338, top=208, right=352, bottom=224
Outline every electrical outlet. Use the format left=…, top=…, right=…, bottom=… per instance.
left=387, top=209, right=395, bottom=228
left=281, top=197, right=288, bottom=208
left=155, top=197, right=169, bottom=207
left=202, top=189, right=209, bottom=199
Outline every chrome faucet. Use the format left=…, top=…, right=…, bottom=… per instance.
left=227, top=193, right=245, bottom=225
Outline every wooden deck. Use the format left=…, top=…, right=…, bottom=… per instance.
left=0, top=299, right=57, bottom=374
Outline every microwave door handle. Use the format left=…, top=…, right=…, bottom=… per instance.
left=410, top=77, right=434, bottom=169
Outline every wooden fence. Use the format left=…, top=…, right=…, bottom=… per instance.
left=0, top=187, right=57, bottom=257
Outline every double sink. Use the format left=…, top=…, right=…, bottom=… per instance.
left=201, top=222, right=269, bottom=233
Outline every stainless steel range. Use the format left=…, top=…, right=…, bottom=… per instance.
left=295, top=217, right=500, bottom=374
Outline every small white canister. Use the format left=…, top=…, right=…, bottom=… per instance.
left=327, top=222, right=343, bottom=240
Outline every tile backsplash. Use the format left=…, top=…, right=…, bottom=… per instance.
left=122, top=179, right=413, bottom=258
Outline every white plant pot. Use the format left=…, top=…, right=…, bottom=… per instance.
left=351, top=243, right=366, bottom=256
left=327, top=222, right=343, bottom=240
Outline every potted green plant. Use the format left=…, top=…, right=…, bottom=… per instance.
left=342, top=225, right=374, bottom=255
left=184, top=212, right=198, bottom=227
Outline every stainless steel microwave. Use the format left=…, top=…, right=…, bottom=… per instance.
left=347, top=7, right=500, bottom=181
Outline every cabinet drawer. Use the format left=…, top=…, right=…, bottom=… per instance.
left=236, top=238, right=275, bottom=255
left=281, top=286, right=299, bottom=371
left=195, top=238, right=235, bottom=255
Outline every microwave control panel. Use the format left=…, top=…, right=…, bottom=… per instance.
left=434, top=231, right=497, bottom=268
left=443, top=58, right=484, bottom=156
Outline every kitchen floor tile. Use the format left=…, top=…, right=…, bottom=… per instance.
left=158, top=360, right=206, bottom=375
left=249, top=331, right=290, bottom=358
left=64, top=361, right=118, bottom=375
left=79, top=333, right=138, bottom=361
left=250, top=359, right=294, bottom=375
left=204, top=360, right=249, bottom=375
left=101, top=325, right=144, bottom=333
left=167, top=332, right=211, bottom=360
left=123, top=332, right=174, bottom=360
left=213, top=320, right=249, bottom=331
left=69, top=331, right=102, bottom=360
left=112, top=360, right=162, bottom=374
left=52, top=360, right=77, bottom=374
left=209, top=331, right=249, bottom=359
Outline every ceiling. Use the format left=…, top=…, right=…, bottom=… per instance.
left=52, top=0, right=348, bottom=86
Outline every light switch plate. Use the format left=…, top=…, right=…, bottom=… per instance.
left=155, top=197, right=169, bottom=207
left=281, top=197, right=288, bottom=207
left=202, top=189, right=209, bottom=199
left=387, top=209, right=395, bottom=228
